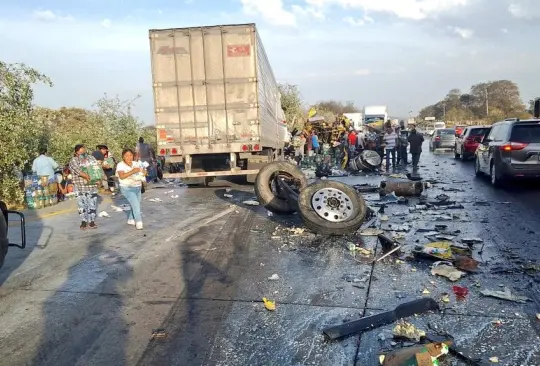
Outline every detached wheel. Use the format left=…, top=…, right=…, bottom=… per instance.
left=254, top=161, right=308, bottom=214
left=298, top=181, right=367, bottom=235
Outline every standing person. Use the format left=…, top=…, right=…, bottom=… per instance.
left=311, top=131, right=320, bottom=155
left=69, top=144, right=104, bottom=230
left=116, top=148, right=145, bottom=230
left=356, top=129, right=365, bottom=152
left=136, top=137, right=156, bottom=181
left=397, top=121, right=409, bottom=166
left=407, top=124, right=425, bottom=171
left=295, top=134, right=306, bottom=165
left=383, top=127, right=398, bottom=170
left=32, top=148, right=59, bottom=178
left=92, top=145, right=116, bottom=193
left=348, top=128, right=357, bottom=157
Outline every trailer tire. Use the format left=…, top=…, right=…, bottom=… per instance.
left=254, top=161, right=307, bottom=214
left=298, top=181, right=367, bottom=235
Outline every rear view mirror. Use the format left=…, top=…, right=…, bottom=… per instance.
left=482, top=138, right=492, bottom=144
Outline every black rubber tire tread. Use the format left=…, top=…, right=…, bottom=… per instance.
left=297, top=180, right=367, bottom=235
left=474, top=156, right=483, bottom=177
left=254, top=161, right=308, bottom=214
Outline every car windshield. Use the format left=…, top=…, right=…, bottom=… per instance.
left=438, top=129, right=455, bottom=135
left=469, top=128, right=489, bottom=136
left=510, top=124, right=540, bottom=143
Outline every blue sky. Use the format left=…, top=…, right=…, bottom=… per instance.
left=1, top=0, right=539, bottom=122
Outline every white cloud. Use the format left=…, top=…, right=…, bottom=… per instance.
left=343, top=16, right=365, bottom=26
left=33, top=9, right=73, bottom=22
left=354, top=69, right=370, bottom=75
left=305, top=0, right=470, bottom=20
left=450, top=26, right=473, bottom=39
left=241, top=0, right=296, bottom=26
left=508, top=0, right=540, bottom=19
left=292, top=5, right=325, bottom=20
left=101, top=19, right=112, bottom=28
left=501, top=28, right=508, bottom=33
left=343, top=14, right=374, bottom=26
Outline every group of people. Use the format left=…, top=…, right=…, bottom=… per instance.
left=291, top=119, right=425, bottom=172
left=29, top=137, right=158, bottom=231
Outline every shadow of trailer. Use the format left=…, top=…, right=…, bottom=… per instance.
left=0, top=201, right=27, bottom=269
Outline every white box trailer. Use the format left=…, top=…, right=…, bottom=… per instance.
left=149, top=23, right=286, bottom=184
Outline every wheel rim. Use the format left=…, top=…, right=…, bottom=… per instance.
left=311, top=187, right=354, bottom=222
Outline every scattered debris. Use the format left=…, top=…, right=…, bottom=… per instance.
left=480, top=287, right=531, bottom=303
left=267, top=274, right=279, bottom=281
left=243, top=200, right=260, bottom=206
left=452, top=285, right=469, bottom=300
left=111, top=204, right=130, bottom=212
left=148, top=198, right=163, bottom=203
left=381, top=343, right=450, bottom=366
left=422, top=289, right=431, bottom=295
left=151, top=328, right=168, bottom=339
left=323, top=298, right=439, bottom=340
left=98, top=211, right=110, bottom=218
left=415, top=241, right=453, bottom=261
left=360, top=228, right=384, bottom=236
left=224, top=194, right=233, bottom=198
left=431, top=262, right=464, bottom=282
left=440, top=293, right=450, bottom=303
left=262, top=297, right=276, bottom=311
left=454, top=255, right=479, bottom=272
left=462, top=237, right=483, bottom=244
left=489, top=356, right=499, bottom=363
left=392, top=320, right=426, bottom=341
left=380, top=179, right=424, bottom=197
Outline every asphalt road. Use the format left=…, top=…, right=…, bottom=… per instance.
left=0, top=144, right=539, bottom=366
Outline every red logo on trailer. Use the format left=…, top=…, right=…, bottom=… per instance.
left=227, top=45, right=251, bottom=57
left=157, top=46, right=189, bottom=55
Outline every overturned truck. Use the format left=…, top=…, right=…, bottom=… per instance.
left=254, top=162, right=369, bottom=235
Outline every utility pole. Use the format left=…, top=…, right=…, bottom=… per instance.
left=443, top=104, right=446, bottom=122
left=485, top=85, right=489, bottom=116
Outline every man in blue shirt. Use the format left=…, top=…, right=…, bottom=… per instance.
left=311, top=131, right=320, bottom=154
left=32, top=148, right=59, bottom=178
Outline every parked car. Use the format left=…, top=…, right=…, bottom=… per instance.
left=455, top=126, right=491, bottom=161
left=475, top=118, right=540, bottom=186
left=454, top=125, right=467, bottom=136
left=429, top=128, right=456, bottom=150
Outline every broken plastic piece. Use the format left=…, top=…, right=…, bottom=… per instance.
left=489, top=356, right=499, bottom=363
left=480, top=287, right=530, bottom=303
left=323, top=298, right=439, bottom=340
left=431, top=262, right=464, bottom=282
left=268, top=274, right=279, bottom=281
left=243, top=200, right=260, bottom=206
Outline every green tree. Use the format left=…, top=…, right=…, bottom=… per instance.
left=0, top=62, right=52, bottom=205
left=278, top=83, right=304, bottom=129
left=313, top=100, right=360, bottom=115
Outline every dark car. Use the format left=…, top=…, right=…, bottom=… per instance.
left=455, top=126, right=491, bottom=161
left=475, top=119, right=540, bottom=186
left=429, top=128, right=456, bottom=150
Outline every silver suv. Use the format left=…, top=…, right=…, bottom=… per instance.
left=475, top=119, right=540, bottom=186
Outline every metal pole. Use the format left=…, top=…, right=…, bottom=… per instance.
left=485, top=86, right=489, bottom=116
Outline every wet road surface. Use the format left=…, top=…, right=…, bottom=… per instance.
left=0, top=143, right=539, bottom=366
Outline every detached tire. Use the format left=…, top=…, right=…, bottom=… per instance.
left=298, top=181, right=367, bottom=235
left=254, top=161, right=308, bottom=214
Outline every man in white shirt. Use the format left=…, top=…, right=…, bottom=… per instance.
left=383, top=127, right=397, bottom=170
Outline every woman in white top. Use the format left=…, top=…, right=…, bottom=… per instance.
left=116, top=149, right=145, bottom=229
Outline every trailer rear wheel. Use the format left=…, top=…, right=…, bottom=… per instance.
left=298, top=181, right=367, bottom=235
left=254, top=161, right=307, bottom=214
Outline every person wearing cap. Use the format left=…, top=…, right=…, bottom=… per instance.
left=69, top=144, right=105, bottom=230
